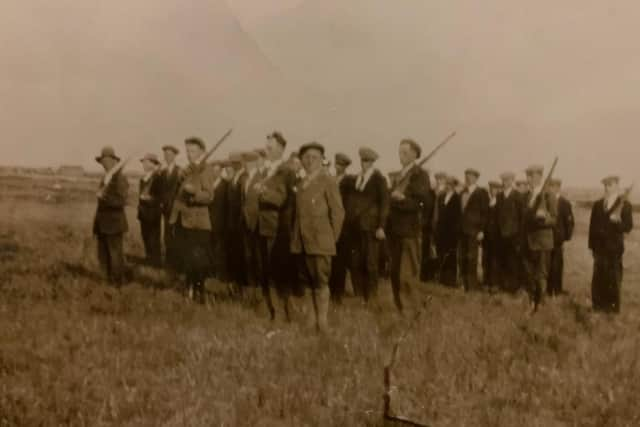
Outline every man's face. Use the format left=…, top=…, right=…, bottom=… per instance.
left=502, top=178, right=514, bottom=189
left=302, top=149, right=323, bottom=173
left=360, top=159, right=374, bottom=172
left=527, top=172, right=542, bottom=187
left=547, top=185, right=559, bottom=197
left=517, top=183, right=528, bottom=193
left=257, top=156, right=266, bottom=169
left=163, top=150, right=176, bottom=164
left=398, top=143, right=416, bottom=167
left=225, top=166, right=235, bottom=177
left=100, top=157, right=117, bottom=172
left=211, top=165, right=221, bottom=178
left=465, top=173, right=478, bottom=186
left=605, top=181, right=620, bottom=197
left=266, top=139, right=283, bottom=161
left=141, top=159, right=156, bottom=173
left=289, top=157, right=302, bottom=173
left=490, top=187, right=501, bottom=198
left=186, top=144, right=203, bottom=164
left=335, top=163, right=347, bottom=175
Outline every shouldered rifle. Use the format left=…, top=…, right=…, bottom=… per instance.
left=533, top=156, right=558, bottom=213
left=198, top=128, right=233, bottom=167
left=612, top=182, right=634, bottom=217
left=416, top=131, right=456, bottom=168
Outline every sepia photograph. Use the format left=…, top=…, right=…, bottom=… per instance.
left=1, top=1, right=639, bottom=426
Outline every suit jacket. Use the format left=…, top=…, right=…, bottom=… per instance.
left=93, top=171, right=129, bottom=235
left=169, top=163, right=215, bottom=230
left=344, top=169, right=390, bottom=231
left=553, top=195, right=575, bottom=247
left=137, top=173, right=163, bottom=223
left=522, top=190, right=557, bottom=251
left=242, top=170, right=264, bottom=233
left=461, top=187, right=490, bottom=237
left=588, top=198, right=633, bottom=256
left=435, top=192, right=461, bottom=252
left=159, top=165, right=182, bottom=219
left=485, top=199, right=500, bottom=241
left=290, top=169, right=345, bottom=256
left=258, top=162, right=297, bottom=238
left=227, top=170, right=247, bottom=235
left=497, top=189, right=523, bottom=239
left=387, top=165, right=430, bottom=238
left=208, top=178, right=228, bottom=235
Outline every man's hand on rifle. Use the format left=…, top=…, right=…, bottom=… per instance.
left=375, top=227, right=386, bottom=241
left=183, top=183, right=196, bottom=195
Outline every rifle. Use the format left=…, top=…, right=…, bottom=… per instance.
left=612, top=182, right=634, bottom=218
left=198, top=128, right=233, bottom=167
left=532, top=156, right=558, bottom=213
left=416, top=131, right=457, bottom=168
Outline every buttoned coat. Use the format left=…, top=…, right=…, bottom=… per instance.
left=93, top=171, right=129, bottom=235
left=169, top=164, right=215, bottom=230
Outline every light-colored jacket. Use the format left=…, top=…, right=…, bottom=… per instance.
left=290, top=169, right=345, bottom=256
left=169, top=164, right=215, bottom=230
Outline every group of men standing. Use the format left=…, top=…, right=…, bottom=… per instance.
left=91, top=132, right=634, bottom=326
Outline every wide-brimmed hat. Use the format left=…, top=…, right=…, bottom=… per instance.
left=95, top=146, right=120, bottom=163
left=184, top=137, right=206, bottom=150
left=400, top=138, right=422, bottom=157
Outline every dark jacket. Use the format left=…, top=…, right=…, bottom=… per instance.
left=344, top=169, right=390, bottom=231
left=588, top=198, right=633, bottom=256
left=258, top=162, right=297, bottom=238
left=435, top=192, right=462, bottom=252
left=208, top=178, right=228, bottom=235
left=485, top=198, right=500, bottom=241
left=497, top=189, right=523, bottom=239
left=387, top=165, right=430, bottom=238
left=159, top=165, right=182, bottom=219
left=553, top=195, right=575, bottom=247
left=242, top=170, right=264, bottom=233
left=169, top=163, right=216, bottom=231
left=137, top=173, right=163, bottom=223
left=227, top=170, right=247, bottom=235
left=460, top=186, right=490, bottom=237
left=93, top=171, right=129, bottom=235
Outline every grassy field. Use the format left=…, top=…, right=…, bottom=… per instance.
left=2, top=175, right=640, bottom=427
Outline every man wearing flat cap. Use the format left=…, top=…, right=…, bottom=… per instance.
left=458, top=168, right=490, bottom=292
left=159, top=145, right=182, bottom=270
left=291, top=142, right=345, bottom=332
left=387, top=139, right=430, bottom=312
left=588, top=175, right=633, bottom=313
left=496, top=171, right=524, bottom=292
left=343, top=147, right=389, bottom=305
left=138, top=153, right=163, bottom=267
left=169, top=138, right=216, bottom=303
left=546, top=179, right=574, bottom=297
left=207, top=161, right=229, bottom=282
left=254, top=131, right=298, bottom=320
left=225, top=151, right=248, bottom=290
left=93, top=146, right=129, bottom=286
left=434, top=175, right=462, bottom=287
left=483, top=181, right=502, bottom=291
left=522, top=164, right=557, bottom=312
left=329, top=152, right=355, bottom=302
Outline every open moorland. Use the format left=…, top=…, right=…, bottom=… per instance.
left=1, top=174, right=640, bottom=427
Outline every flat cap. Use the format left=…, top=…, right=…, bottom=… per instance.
left=95, top=146, right=120, bottom=163
left=516, top=179, right=528, bottom=186
left=299, top=141, right=325, bottom=157
left=140, top=153, right=160, bottom=165
left=184, top=137, right=205, bottom=150
left=489, top=181, right=502, bottom=189
left=548, top=178, right=562, bottom=187
left=500, top=172, right=515, bottom=181
left=465, top=168, right=480, bottom=177
left=446, top=175, right=460, bottom=186
left=400, top=138, right=422, bottom=158
left=525, top=165, right=544, bottom=175
left=358, top=147, right=379, bottom=162
left=253, top=147, right=267, bottom=158
left=228, top=151, right=243, bottom=163
left=267, top=131, right=287, bottom=148
left=161, top=145, right=180, bottom=154
left=601, top=175, right=620, bottom=185
left=434, top=171, right=447, bottom=180
left=334, top=152, right=352, bottom=167
left=241, top=151, right=260, bottom=162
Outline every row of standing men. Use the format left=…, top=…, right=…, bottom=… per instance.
left=92, top=132, right=633, bottom=331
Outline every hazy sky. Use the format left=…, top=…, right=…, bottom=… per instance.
left=2, top=0, right=640, bottom=187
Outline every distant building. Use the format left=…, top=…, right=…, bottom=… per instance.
left=57, top=165, right=85, bottom=177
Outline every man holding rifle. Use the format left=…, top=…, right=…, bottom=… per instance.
left=169, top=137, right=216, bottom=304
left=93, top=146, right=130, bottom=286
left=522, top=163, right=557, bottom=313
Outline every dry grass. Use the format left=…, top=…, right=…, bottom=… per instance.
left=2, top=176, right=640, bottom=426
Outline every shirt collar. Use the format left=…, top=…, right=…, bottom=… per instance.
left=399, top=162, right=415, bottom=179
left=466, top=183, right=477, bottom=194
left=142, top=170, right=154, bottom=182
